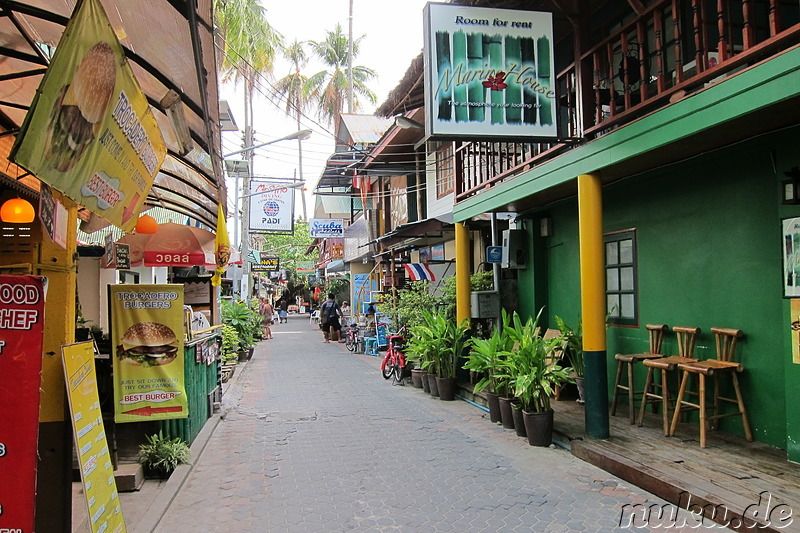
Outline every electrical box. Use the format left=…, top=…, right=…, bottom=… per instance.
left=471, top=291, right=500, bottom=319
left=501, top=229, right=527, bottom=269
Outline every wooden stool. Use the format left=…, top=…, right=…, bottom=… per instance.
left=638, top=326, right=701, bottom=435
left=610, top=324, right=669, bottom=424
left=669, top=328, right=752, bottom=448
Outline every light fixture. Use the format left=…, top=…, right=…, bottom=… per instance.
left=222, top=129, right=313, bottom=158
left=394, top=116, right=424, bottom=130
left=782, top=167, right=800, bottom=205
left=135, top=214, right=159, bottom=234
left=539, top=217, right=553, bottom=237
left=1, top=197, right=35, bottom=223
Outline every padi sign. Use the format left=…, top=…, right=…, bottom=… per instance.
left=309, top=218, right=344, bottom=238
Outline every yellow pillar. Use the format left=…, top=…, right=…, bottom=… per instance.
left=578, top=173, right=610, bottom=439
left=455, top=222, right=471, bottom=323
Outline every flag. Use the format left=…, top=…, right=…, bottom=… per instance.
left=211, top=203, right=230, bottom=286
left=403, top=263, right=436, bottom=281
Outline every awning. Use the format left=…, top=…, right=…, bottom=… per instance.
left=325, top=259, right=346, bottom=273
left=374, top=214, right=455, bottom=249
left=106, top=222, right=215, bottom=267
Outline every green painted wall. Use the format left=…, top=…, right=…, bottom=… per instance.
left=515, top=127, right=800, bottom=451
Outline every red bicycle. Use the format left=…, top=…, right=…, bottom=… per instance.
left=380, top=327, right=407, bottom=384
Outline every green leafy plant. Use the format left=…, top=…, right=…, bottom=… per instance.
left=221, top=299, right=260, bottom=350
left=409, top=310, right=471, bottom=379
left=139, top=431, right=190, bottom=477
left=464, top=310, right=515, bottom=396
left=220, top=325, right=239, bottom=364
left=501, top=310, right=574, bottom=413
left=554, top=316, right=583, bottom=377
left=441, top=271, right=494, bottom=318
left=381, top=281, right=443, bottom=331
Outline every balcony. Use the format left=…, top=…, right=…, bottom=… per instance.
left=455, top=0, right=800, bottom=204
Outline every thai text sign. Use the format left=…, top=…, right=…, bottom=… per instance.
left=0, top=275, right=45, bottom=533
left=423, top=3, right=556, bottom=139
left=251, top=254, right=280, bottom=272
left=110, top=284, right=187, bottom=423
left=10, top=0, right=166, bottom=232
left=310, top=218, right=344, bottom=238
left=248, top=180, right=295, bottom=234
left=64, top=341, right=127, bottom=533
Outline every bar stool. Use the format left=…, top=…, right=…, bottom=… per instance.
left=610, top=324, right=669, bottom=424
left=669, top=327, right=752, bottom=448
left=638, top=326, right=701, bottom=435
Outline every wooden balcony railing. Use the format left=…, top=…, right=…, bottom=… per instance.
left=455, top=0, right=800, bottom=204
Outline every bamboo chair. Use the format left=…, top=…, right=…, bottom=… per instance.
left=610, top=324, right=669, bottom=424
left=638, top=326, right=701, bottom=435
left=669, top=328, right=752, bottom=448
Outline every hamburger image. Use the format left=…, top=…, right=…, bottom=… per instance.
left=44, top=41, right=117, bottom=172
left=116, top=321, right=179, bottom=367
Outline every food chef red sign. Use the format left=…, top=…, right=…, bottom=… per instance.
left=0, top=275, right=45, bottom=532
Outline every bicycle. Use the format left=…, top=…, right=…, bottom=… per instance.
left=380, top=327, right=407, bottom=385
left=344, top=321, right=359, bottom=352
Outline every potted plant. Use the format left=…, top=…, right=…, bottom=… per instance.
left=222, top=300, right=258, bottom=360
left=464, top=310, right=515, bottom=423
left=75, top=314, right=92, bottom=341
left=220, top=325, right=239, bottom=382
left=139, top=431, right=190, bottom=479
left=408, top=310, right=440, bottom=397
left=503, top=310, right=574, bottom=446
left=555, top=316, right=584, bottom=403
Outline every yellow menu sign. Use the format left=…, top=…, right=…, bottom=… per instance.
left=63, top=341, right=127, bottom=533
left=10, top=0, right=166, bottom=232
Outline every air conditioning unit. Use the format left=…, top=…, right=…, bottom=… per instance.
left=501, top=229, right=527, bottom=269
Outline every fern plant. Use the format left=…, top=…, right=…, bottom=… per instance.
left=139, top=431, right=190, bottom=477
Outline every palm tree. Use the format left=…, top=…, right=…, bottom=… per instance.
left=305, top=24, right=377, bottom=130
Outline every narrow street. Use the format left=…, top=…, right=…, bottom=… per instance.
left=154, top=316, right=726, bottom=532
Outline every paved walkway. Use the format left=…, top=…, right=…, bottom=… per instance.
left=151, top=316, right=730, bottom=532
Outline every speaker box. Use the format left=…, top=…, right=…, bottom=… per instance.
left=501, top=229, right=527, bottom=269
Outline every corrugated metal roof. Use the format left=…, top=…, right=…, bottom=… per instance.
left=318, top=195, right=364, bottom=215
left=340, top=114, right=393, bottom=144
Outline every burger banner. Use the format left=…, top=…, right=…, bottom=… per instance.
left=9, top=0, right=166, bottom=233
left=110, top=284, right=187, bottom=423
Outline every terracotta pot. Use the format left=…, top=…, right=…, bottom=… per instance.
left=499, top=397, right=515, bottom=430
left=421, top=371, right=431, bottom=393
left=511, top=404, right=527, bottom=438
left=411, top=369, right=424, bottom=388
left=485, top=392, right=501, bottom=423
left=427, top=373, right=439, bottom=397
left=522, top=409, right=554, bottom=447
left=436, top=377, right=457, bottom=401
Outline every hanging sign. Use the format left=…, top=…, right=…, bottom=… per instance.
left=115, top=243, right=131, bottom=270
left=423, top=3, right=557, bottom=140
left=9, top=0, right=166, bottom=232
left=309, top=218, right=344, bottom=238
left=0, top=275, right=45, bottom=533
left=251, top=254, right=280, bottom=272
left=248, top=180, right=295, bottom=234
left=63, top=341, right=127, bottom=533
left=110, top=284, right=187, bottom=423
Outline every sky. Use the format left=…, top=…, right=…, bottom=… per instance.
left=219, top=0, right=431, bottom=219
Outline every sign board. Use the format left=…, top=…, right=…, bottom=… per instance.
left=110, top=284, right=187, bottom=423
left=309, top=218, right=344, bottom=238
left=251, top=254, right=280, bottom=273
left=115, top=243, right=131, bottom=270
left=10, top=0, right=166, bottom=232
left=248, top=180, right=295, bottom=234
left=471, top=290, right=500, bottom=318
left=39, top=183, right=56, bottom=241
left=423, top=3, right=557, bottom=140
left=487, top=245, right=503, bottom=263
left=0, top=276, right=45, bottom=532
left=63, top=341, right=127, bottom=533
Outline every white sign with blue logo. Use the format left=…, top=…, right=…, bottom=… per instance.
left=309, top=218, right=344, bottom=238
left=248, top=180, right=295, bottom=234
left=487, top=246, right=503, bottom=263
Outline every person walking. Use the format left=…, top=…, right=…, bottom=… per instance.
left=259, top=297, right=274, bottom=340
left=319, top=293, right=343, bottom=343
left=278, top=298, right=289, bottom=323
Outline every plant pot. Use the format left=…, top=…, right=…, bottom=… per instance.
left=221, top=364, right=236, bottom=383
left=142, top=465, right=173, bottom=480
left=522, top=409, right=554, bottom=447
left=575, top=376, right=586, bottom=405
left=436, top=377, right=457, bottom=401
left=421, top=371, right=431, bottom=393
left=410, top=369, right=424, bottom=388
left=247, top=346, right=255, bottom=360
left=237, top=350, right=248, bottom=362
left=485, top=392, right=501, bottom=423
left=427, top=373, right=439, bottom=397
left=75, top=327, right=91, bottom=342
left=499, top=397, right=515, bottom=430
left=511, top=404, right=527, bottom=438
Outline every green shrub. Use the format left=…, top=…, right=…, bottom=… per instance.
left=139, top=431, right=190, bottom=476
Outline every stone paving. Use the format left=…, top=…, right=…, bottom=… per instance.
left=155, top=316, right=731, bottom=532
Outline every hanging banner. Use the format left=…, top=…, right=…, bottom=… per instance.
left=110, top=284, right=187, bottom=423
left=9, top=0, right=166, bottom=232
left=64, top=341, right=127, bottom=533
left=0, top=275, right=45, bottom=533
left=423, top=3, right=557, bottom=140
left=248, top=180, right=295, bottom=234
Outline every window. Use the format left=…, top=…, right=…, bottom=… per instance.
left=605, top=230, right=637, bottom=326
left=435, top=143, right=454, bottom=198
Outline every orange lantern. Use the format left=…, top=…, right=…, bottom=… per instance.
left=0, top=198, right=35, bottom=224
left=135, top=214, right=158, bottom=234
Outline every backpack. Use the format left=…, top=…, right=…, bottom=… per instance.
left=321, top=301, right=339, bottom=322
